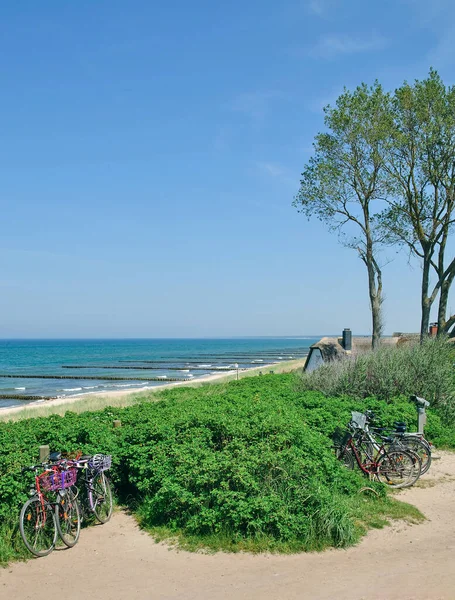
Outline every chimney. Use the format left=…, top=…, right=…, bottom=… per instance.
left=342, top=328, right=352, bottom=351
left=429, top=323, right=438, bottom=337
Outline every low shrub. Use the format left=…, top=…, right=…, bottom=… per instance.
left=116, top=387, right=367, bottom=550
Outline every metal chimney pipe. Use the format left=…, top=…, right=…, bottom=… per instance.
left=342, top=328, right=352, bottom=351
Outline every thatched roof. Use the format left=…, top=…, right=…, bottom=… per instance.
left=309, top=337, right=345, bottom=361
left=305, top=334, right=401, bottom=372
left=310, top=335, right=400, bottom=359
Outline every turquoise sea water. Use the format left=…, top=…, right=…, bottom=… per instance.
left=0, top=338, right=318, bottom=409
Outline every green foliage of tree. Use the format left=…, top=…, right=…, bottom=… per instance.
left=377, top=69, right=455, bottom=339
left=296, top=70, right=455, bottom=341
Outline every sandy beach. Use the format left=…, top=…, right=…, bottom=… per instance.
left=0, top=357, right=308, bottom=421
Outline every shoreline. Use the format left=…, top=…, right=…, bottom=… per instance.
left=0, top=357, right=308, bottom=421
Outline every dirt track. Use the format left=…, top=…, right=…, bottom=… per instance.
left=2, top=452, right=455, bottom=600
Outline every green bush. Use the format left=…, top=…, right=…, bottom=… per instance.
left=116, top=386, right=366, bottom=549
left=299, top=337, right=455, bottom=407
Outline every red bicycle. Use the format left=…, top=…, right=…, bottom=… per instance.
left=19, top=462, right=80, bottom=556
left=337, top=416, right=421, bottom=488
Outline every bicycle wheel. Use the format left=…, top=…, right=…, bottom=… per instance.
left=19, top=496, right=57, bottom=557
left=55, top=489, right=81, bottom=547
left=338, top=446, right=355, bottom=470
left=91, top=473, right=113, bottom=523
left=402, top=437, right=432, bottom=475
left=376, top=450, right=421, bottom=489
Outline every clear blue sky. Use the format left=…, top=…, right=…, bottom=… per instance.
left=1, top=0, right=454, bottom=338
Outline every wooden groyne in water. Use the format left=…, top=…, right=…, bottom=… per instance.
left=0, top=374, right=187, bottom=382
left=61, top=365, right=236, bottom=371
left=0, top=394, right=57, bottom=401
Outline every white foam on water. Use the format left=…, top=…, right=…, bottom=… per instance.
left=15, top=387, right=26, bottom=390
left=252, top=359, right=263, bottom=363
left=156, top=375, right=167, bottom=379
left=180, top=369, right=190, bottom=372
left=63, top=387, right=83, bottom=392
left=83, top=386, right=96, bottom=389
left=197, top=364, right=212, bottom=368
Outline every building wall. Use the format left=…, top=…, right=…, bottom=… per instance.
left=305, top=348, right=324, bottom=372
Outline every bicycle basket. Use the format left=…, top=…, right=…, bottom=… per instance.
left=39, top=468, right=77, bottom=492
left=350, top=411, right=367, bottom=431
left=331, top=427, right=351, bottom=447
left=88, top=454, right=112, bottom=472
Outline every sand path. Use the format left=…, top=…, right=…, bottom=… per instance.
left=2, top=452, right=455, bottom=600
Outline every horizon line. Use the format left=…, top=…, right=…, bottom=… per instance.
left=0, top=334, right=379, bottom=341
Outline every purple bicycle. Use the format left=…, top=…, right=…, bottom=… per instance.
left=50, top=452, right=113, bottom=524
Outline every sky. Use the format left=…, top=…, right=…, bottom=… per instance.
left=1, top=0, right=454, bottom=338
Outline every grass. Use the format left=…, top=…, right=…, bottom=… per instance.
left=0, top=517, right=30, bottom=565
left=351, top=495, right=424, bottom=531
left=299, top=336, right=455, bottom=407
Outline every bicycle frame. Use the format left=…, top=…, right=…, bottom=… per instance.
left=23, top=466, right=63, bottom=533
left=355, top=417, right=429, bottom=462
left=343, top=432, right=390, bottom=476
left=67, top=459, right=107, bottom=516
left=78, top=468, right=102, bottom=513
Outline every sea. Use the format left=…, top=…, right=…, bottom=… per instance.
left=0, top=338, right=318, bottom=410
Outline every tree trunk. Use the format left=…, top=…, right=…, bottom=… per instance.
left=365, top=238, right=383, bottom=350
left=437, top=279, right=450, bottom=333
left=420, top=255, right=431, bottom=342
left=436, top=261, right=455, bottom=334
left=371, top=294, right=382, bottom=350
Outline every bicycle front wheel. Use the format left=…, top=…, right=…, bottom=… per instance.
left=92, top=473, right=113, bottom=523
left=55, top=489, right=81, bottom=547
left=376, top=450, right=421, bottom=489
left=19, top=497, right=57, bottom=557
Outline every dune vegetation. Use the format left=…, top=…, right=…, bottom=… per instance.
left=3, top=356, right=455, bottom=563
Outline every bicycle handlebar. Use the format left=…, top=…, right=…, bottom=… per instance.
left=21, top=464, right=52, bottom=473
